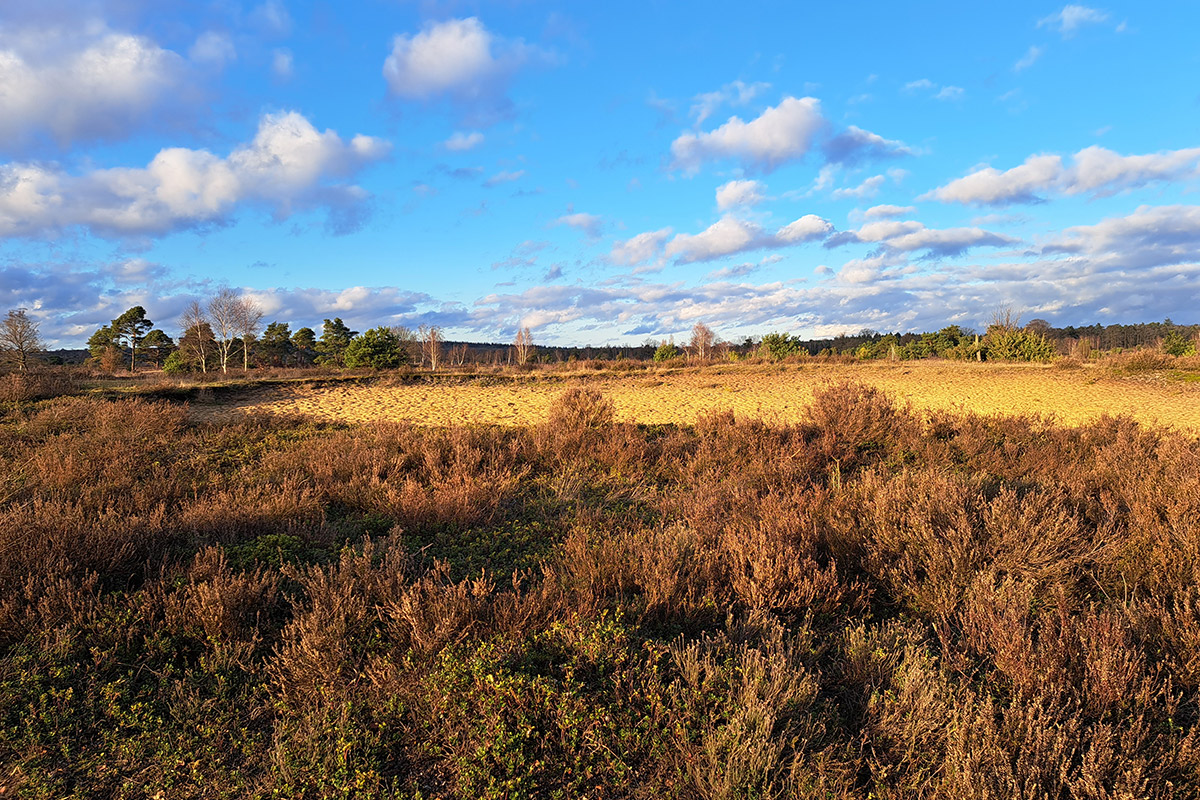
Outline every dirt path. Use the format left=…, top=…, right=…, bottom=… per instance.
left=186, top=362, right=1200, bottom=434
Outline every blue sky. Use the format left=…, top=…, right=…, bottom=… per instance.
left=2, top=1, right=1199, bottom=347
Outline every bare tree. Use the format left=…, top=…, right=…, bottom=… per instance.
left=208, top=289, right=243, bottom=374
left=236, top=297, right=264, bottom=371
left=513, top=326, right=534, bottom=365
left=0, top=308, right=43, bottom=373
left=989, top=306, right=1021, bottom=333
left=180, top=301, right=213, bottom=373
left=448, top=342, right=469, bottom=366
left=390, top=325, right=420, bottom=365
left=418, top=324, right=443, bottom=371
left=688, top=322, right=715, bottom=362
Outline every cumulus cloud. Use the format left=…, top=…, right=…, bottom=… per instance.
left=690, top=80, right=771, bottom=127
left=1038, top=5, right=1109, bottom=37
left=927, top=146, right=1200, bottom=205
left=831, top=175, right=886, bottom=200
left=383, top=17, right=547, bottom=116
left=776, top=215, right=834, bottom=243
left=1043, top=205, right=1200, bottom=268
left=609, top=228, right=673, bottom=266
left=863, top=204, right=916, bottom=220
left=670, top=96, right=826, bottom=173
left=655, top=213, right=833, bottom=264
left=556, top=212, right=603, bottom=238
left=665, top=216, right=764, bottom=263
left=443, top=131, right=484, bottom=151
left=0, top=22, right=187, bottom=149
left=715, top=179, right=766, bottom=211
left=827, top=219, right=1017, bottom=257
left=823, top=125, right=913, bottom=166
left=0, top=111, right=391, bottom=239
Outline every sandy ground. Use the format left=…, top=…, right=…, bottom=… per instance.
left=184, top=361, right=1200, bottom=435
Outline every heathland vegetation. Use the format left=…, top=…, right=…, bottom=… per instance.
left=4, top=305, right=1200, bottom=796
left=3, top=374, right=1200, bottom=797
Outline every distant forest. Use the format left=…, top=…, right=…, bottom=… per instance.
left=16, top=308, right=1200, bottom=371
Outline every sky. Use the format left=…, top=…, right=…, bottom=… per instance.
left=2, top=1, right=1199, bottom=348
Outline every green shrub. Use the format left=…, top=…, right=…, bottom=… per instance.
left=344, top=326, right=407, bottom=369
left=758, top=331, right=801, bottom=360
left=653, top=340, right=680, bottom=362
left=1161, top=330, right=1197, bottom=357
left=983, top=327, right=1057, bottom=362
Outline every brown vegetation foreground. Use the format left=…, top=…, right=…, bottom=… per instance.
left=3, top=383, right=1200, bottom=797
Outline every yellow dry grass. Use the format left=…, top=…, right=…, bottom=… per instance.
left=189, top=360, right=1200, bottom=435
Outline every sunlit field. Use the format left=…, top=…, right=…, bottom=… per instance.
left=4, top=370, right=1200, bottom=797
left=193, top=359, right=1200, bottom=434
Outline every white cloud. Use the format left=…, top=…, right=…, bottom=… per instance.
left=444, top=131, right=484, bottom=151
left=827, top=219, right=1016, bottom=257
left=776, top=214, right=834, bottom=243
left=665, top=216, right=765, bottom=263
left=832, top=175, right=886, bottom=200
left=690, top=80, right=771, bottom=126
left=654, top=213, right=834, bottom=264
left=556, top=212, right=603, bottom=238
left=1014, top=45, right=1043, bottom=71
left=0, top=111, right=391, bottom=238
left=383, top=17, right=544, bottom=109
left=610, top=228, right=673, bottom=266
left=715, top=179, right=766, bottom=211
left=927, top=146, right=1200, bottom=205
left=904, top=79, right=935, bottom=92
left=483, top=169, right=524, bottom=186
left=1044, top=205, right=1200, bottom=268
left=1038, top=5, right=1109, bottom=37
left=670, top=96, right=826, bottom=173
left=823, top=125, right=913, bottom=165
left=0, top=22, right=186, bottom=149
left=863, top=204, right=916, bottom=220
left=272, top=48, right=294, bottom=80
left=935, top=85, right=965, bottom=101
left=189, top=31, right=236, bottom=68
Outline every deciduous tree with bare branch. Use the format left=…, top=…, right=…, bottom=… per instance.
left=179, top=301, right=213, bottom=373
left=0, top=308, right=43, bottom=374
left=236, top=297, right=264, bottom=371
left=513, top=326, right=534, bottom=365
left=688, top=322, right=715, bottom=362
left=208, top=289, right=244, bottom=373
left=419, top=324, right=443, bottom=371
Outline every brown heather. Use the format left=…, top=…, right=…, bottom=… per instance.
left=2, top=380, right=1200, bottom=797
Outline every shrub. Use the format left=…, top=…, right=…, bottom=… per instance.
left=758, top=332, right=801, bottom=361
left=344, top=326, right=408, bottom=369
left=983, top=326, right=1057, bottom=362
left=653, top=340, right=681, bottom=362
left=1161, top=330, right=1197, bottom=356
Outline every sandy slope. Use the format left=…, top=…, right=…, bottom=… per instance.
left=189, top=361, right=1200, bottom=434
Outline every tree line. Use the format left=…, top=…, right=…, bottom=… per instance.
left=3, top=298, right=1199, bottom=376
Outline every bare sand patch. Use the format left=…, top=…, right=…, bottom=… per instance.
left=189, top=362, right=1200, bottom=434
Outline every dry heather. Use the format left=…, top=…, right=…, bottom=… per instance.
left=2, top=381, right=1200, bottom=798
